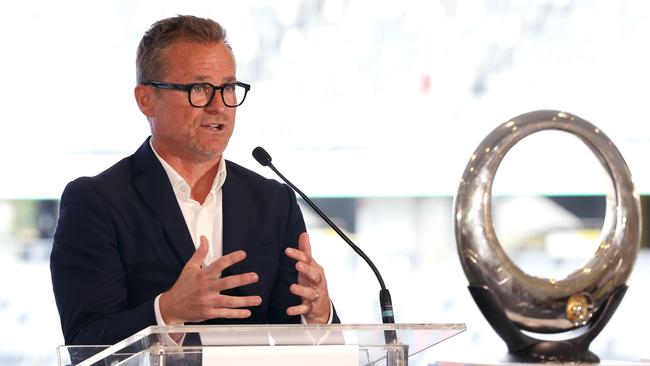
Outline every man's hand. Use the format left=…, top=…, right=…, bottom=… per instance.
left=285, top=232, right=331, bottom=324
left=159, top=236, right=262, bottom=325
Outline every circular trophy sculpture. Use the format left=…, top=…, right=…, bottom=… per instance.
left=454, top=110, right=641, bottom=362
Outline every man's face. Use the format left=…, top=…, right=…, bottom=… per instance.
left=146, top=40, right=237, bottom=164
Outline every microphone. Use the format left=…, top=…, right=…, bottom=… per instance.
left=252, top=146, right=395, bottom=325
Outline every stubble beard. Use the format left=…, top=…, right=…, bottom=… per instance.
left=181, top=140, right=224, bottom=163
left=158, top=134, right=226, bottom=165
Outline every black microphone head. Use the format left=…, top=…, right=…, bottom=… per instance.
left=252, top=146, right=272, bottom=166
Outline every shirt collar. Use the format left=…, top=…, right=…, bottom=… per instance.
left=149, top=139, right=227, bottom=202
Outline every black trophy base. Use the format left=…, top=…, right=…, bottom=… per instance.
left=504, top=340, right=599, bottom=363
left=468, top=285, right=628, bottom=363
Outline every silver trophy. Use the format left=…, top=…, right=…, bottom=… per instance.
left=454, top=110, right=641, bottom=362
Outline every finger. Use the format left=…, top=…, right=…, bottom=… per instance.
left=296, top=261, right=322, bottom=283
left=207, top=308, right=253, bottom=319
left=286, top=303, right=313, bottom=316
left=204, top=250, right=247, bottom=276
left=215, top=294, right=263, bottom=309
left=290, top=283, right=320, bottom=301
left=298, top=232, right=312, bottom=256
left=186, top=235, right=210, bottom=268
left=211, top=272, right=259, bottom=292
left=285, top=247, right=310, bottom=263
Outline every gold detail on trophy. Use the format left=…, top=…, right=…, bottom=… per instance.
left=565, top=293, right=593, bottom=326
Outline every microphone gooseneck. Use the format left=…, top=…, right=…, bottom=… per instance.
left=252, top=146, right=395, bottom=325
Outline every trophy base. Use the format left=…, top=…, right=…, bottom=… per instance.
left=468, top=285, right=628, bottom=363
left=505, top=341, right=599, bottom=363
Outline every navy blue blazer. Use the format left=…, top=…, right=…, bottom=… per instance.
left=51, top=139, right=331, bottom=345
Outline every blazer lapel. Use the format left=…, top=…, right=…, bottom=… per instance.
left=222, top=162, right=251, bottom=256
left=131, top=139, right=195, bottom=264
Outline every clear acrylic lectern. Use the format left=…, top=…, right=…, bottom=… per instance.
left=57, top=323, right=465, bottom=366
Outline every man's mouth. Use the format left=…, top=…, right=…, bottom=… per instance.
left=201, top=123, right=225, bottom=131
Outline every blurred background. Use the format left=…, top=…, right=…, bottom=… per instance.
left=1, top=0, right=649, bottom=365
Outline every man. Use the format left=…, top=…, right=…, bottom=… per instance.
left=50, top=15, right=336, bottom=346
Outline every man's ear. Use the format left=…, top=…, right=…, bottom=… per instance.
left=134, top=84, right=156, bottom=117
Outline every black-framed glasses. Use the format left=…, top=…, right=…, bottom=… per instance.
left=143, top=80, right=251, bottom=108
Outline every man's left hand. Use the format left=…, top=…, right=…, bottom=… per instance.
left=285, top=232, right=331, bottom=324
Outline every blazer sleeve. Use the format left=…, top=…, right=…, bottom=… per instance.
left=266, top=184, right=341, bottom=324
left=264, top=184, right=304, bottom=324
left=50, top=178, right=156, bottom=345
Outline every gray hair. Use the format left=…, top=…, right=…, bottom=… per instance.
left=136, top=15, right=231, bottom=84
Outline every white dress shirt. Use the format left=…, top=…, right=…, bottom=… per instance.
left=150, top=142, right=226, bottom=327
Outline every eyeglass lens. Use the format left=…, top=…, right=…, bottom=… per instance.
left=189, top=84, right=245, bottom=107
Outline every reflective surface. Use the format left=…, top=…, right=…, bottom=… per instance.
left=454, top=110, right=641, bottom=333
left=57, top=324, right=465, bottom=366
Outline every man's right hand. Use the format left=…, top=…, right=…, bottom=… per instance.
left=159, top=236, right=261, bottom=325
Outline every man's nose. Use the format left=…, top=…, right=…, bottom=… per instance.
left=204, top=92, right=226, bottom=112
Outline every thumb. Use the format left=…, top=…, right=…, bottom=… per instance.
left=187, top=235, right=210, bottom=268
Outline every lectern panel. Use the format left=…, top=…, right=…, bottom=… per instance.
left=57, top=323, right=465, bottom=366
